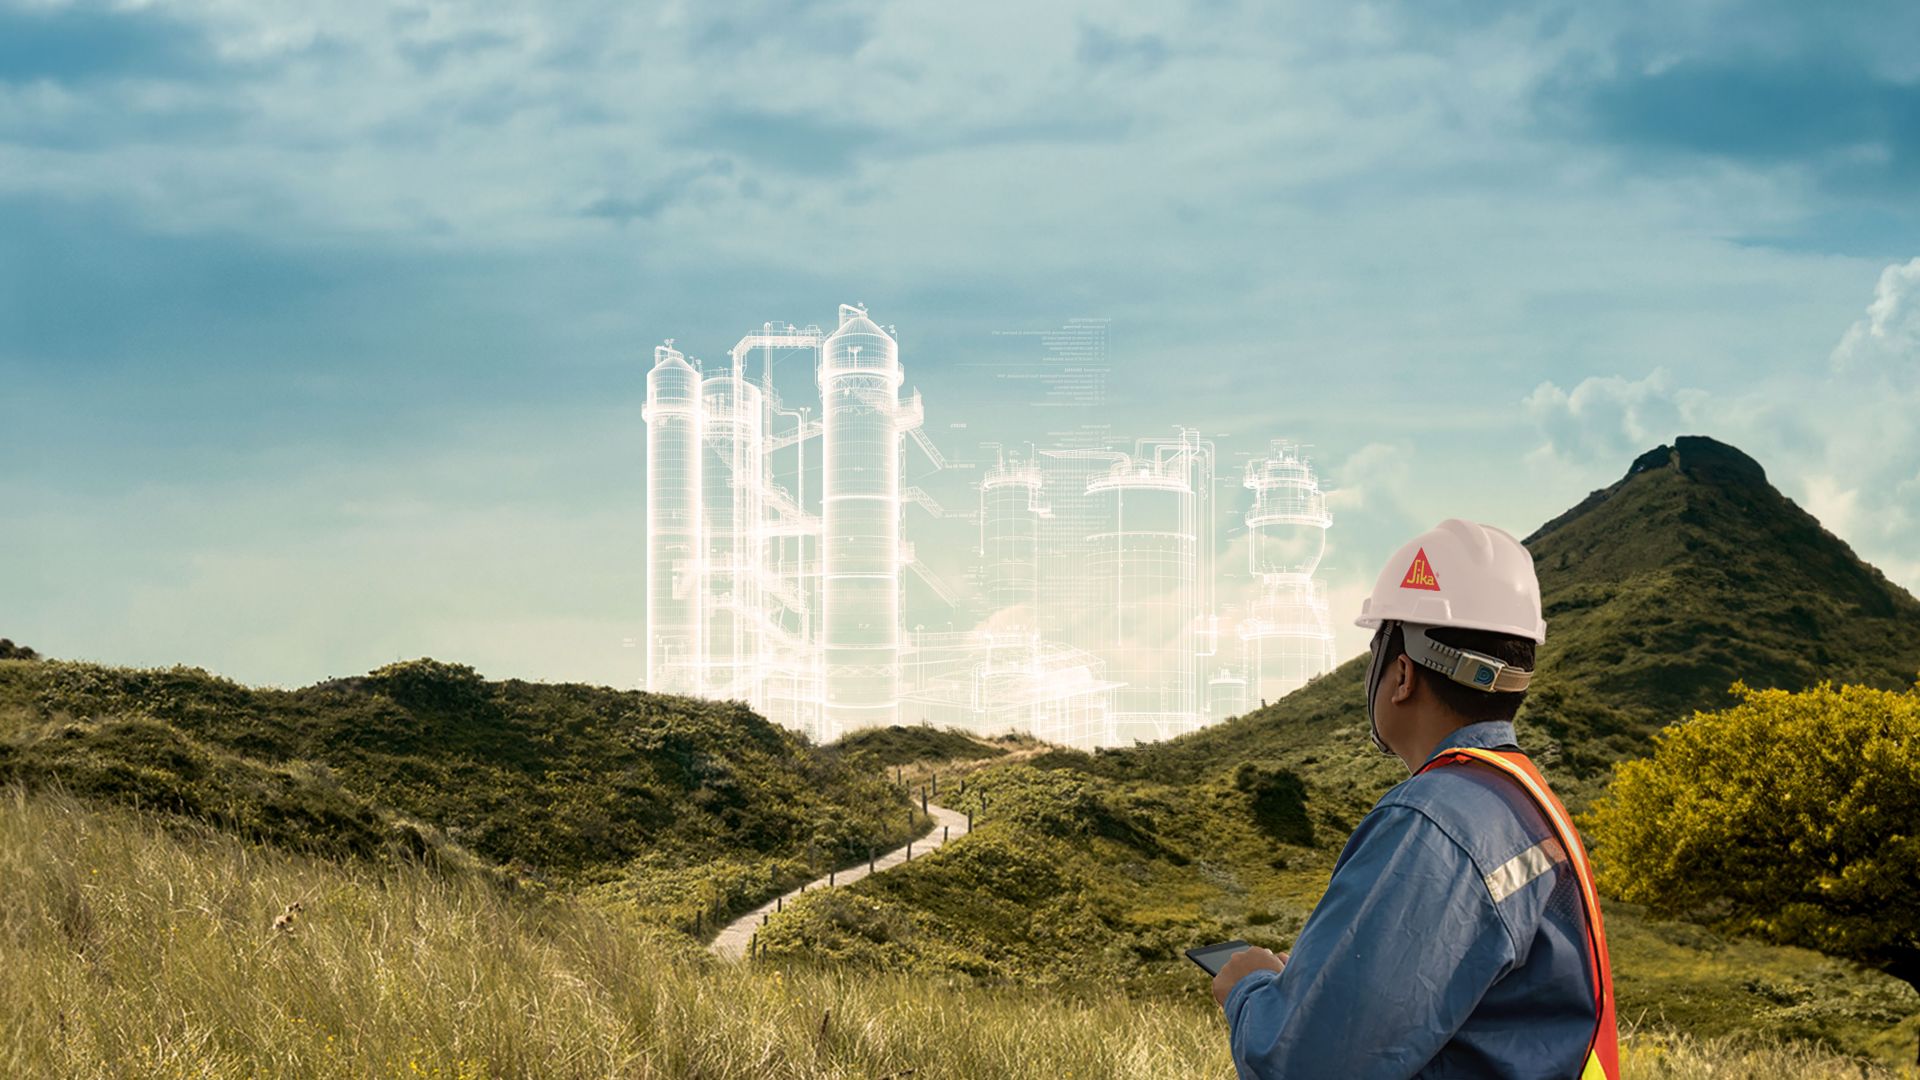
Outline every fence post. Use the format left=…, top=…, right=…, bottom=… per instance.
left=776, top=897, right=782, bottom=913
left=830, top=869, right=836, bottom=887
left=967, top=810, right=973, bottom=831
left=869, top=846, right=875, bottom=873
left=907, top=841, right=913, bottom=861
left=943, top=825, right=949, bottom=843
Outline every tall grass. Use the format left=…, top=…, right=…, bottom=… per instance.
left=1, top=784, right=1909, bottom=1078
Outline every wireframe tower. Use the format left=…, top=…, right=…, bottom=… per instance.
left=1207, top=668, right=1249, bottom=721
left=818, top=304, right=905, bottom=736
left=1240, top=440, right=1336, bottom=703
left=1086, top=433, right=1213, bottom=743
left=700, top=365, right=766, bottom=701
left=643, top=344, right=702, bottom=695
left=979, top=459, right=1043, bottom=626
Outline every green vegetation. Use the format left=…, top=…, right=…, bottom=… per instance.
left=1586, top=680, right=1920, bottom=1059
left=0, top=656, right=927, bottom=928
left=0, top=639, right=40, bottom=661
left=828, top=723, right=1016, bottom=768
left=4, top=784, right=1906, bottom=1079
left=762, top=763, right=1281, bottom=992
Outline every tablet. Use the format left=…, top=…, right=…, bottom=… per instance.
left=1185, top=939, right=1251, bottom=976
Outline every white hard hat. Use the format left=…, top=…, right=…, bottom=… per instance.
left=1355, top=519, right=1546, bottom=643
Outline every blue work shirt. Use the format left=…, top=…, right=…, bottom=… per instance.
left=1223, top=720, right=1599, bottom=1079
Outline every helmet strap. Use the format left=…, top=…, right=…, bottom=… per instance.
left=1364, top=623, right=1396, bottom=755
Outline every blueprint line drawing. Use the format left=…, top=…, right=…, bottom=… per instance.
left=643, top=306, right=1335, bottom=748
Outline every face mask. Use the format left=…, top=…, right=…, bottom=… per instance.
left=1363, top=623, right=1394, bottom=755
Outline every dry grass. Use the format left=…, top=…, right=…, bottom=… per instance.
left=1, top=783, right=1910, bottom=1079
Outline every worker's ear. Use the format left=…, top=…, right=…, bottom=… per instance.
left=1389, top=655, right=1416, bottom=706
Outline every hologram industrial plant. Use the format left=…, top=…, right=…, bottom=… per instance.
left=643, top=304, right=1336, bottom=748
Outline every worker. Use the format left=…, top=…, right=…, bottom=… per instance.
left=1212, top=519, right=1619, bottom=1079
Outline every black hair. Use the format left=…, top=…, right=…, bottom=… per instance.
left=1378, top=622, right=1534, bottom=725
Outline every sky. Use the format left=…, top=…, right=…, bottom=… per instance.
left=3, top=0, right=1918, bottom=690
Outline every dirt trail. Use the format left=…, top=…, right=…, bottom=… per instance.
left=709, top=802, right=970, bottom=960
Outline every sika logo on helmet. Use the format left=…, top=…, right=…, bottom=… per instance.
left=1399, top=548, right=1441, bottom=591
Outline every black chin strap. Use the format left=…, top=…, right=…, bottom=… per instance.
left=1364, top=623, right=1395, bottom=756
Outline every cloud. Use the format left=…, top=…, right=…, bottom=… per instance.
left=1830, top=256, right=1920, bottom=372
left=1076, top=23, right=1170, bottom=75
left=670, top=106, right=883, bottom=176
left=1575, top=59, right=1920, bottom=176
left=0, top=4, right=221, bottom=85
left=680, top=0, right=875, bottom=58
left=579, top=158, right=737, bottom=224
left=396, top=29, right=520, bottom=75
left=1523, top=369, right=1710, bottom=464
left=1804, top=258, right=1920, bottom=591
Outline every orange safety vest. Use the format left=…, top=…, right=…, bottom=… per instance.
left=1418, top=747, right=1621, bottom=1080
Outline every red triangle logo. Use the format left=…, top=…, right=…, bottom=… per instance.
left=1399, top=548, right=1441, bottom=591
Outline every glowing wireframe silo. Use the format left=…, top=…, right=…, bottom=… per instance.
left=1033, top=449, right=1126, bottom=645
left=644, top=344, right=703, bottom=695
left=701, top=370, right=765, bottom=701
left=980, top=463, right=1042, bottom=624
left=818, top=304, right=903, bottom=736
left=1088, top=464, right=1200, bottom=743
left=1241, top=441, right=1336, bottom=703
left=1207, top=668, right=1248, bottom=722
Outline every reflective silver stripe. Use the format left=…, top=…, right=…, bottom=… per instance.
left=1484, top=837, right=1564, bottom=903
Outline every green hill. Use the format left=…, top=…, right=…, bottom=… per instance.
left=828, top=723, right=1020, bottom=768
left=1050, top=435, right=1920, bottom=810
left=0, top=656, right=929, bottom=928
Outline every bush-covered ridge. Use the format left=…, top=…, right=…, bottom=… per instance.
left=827, top=724, right=1016, bottom=767
left=0, top=639, right=40, bottom=661
left=0, top=656, right=928, bottom=925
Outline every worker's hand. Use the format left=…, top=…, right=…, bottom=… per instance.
left=1212, top=946, right=1288, bottom=1009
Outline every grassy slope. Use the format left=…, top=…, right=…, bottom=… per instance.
left=0, top=656, right=929, bottom=929
left=4, top=784, right=1907, bottom=1080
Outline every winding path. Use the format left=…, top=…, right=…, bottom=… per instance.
left=710, top=802, right=970, bottom=960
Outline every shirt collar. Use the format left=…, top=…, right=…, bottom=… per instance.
left=1421, top=719, right=1518, bottom=768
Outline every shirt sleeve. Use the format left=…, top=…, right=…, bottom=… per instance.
left=1224, top=803, right=1517, bottom=1080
